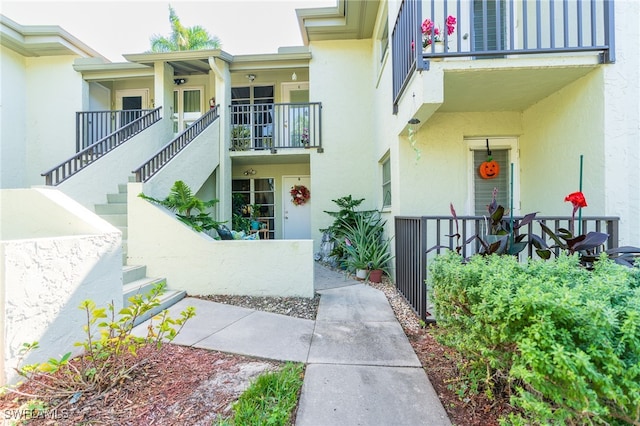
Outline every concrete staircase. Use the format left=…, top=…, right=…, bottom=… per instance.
left=95, top=180, right=186, bottom=325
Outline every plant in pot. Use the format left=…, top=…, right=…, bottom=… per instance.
left=338, top=210, right=393, bottom=282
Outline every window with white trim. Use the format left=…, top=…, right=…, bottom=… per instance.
left=382, top=157, right=391, bottom=208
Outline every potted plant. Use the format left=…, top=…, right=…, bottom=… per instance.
left=339, top=210, right=394, bottom=282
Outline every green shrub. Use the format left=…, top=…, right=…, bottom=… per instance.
left=430, top=251, right=640, bottom=425
left=8, top=283, right=195, bottom=399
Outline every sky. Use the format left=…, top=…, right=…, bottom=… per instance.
left=1, top=0, right=336, bottom=62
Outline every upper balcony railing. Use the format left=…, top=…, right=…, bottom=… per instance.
left=133, top=106, right=220, bottom=183
left=230, top=102, right=322, bottom=153
left=77, top=109, right=155, bottom=152
left=392, top=0, right=616, bottom=111
left=43, top=108, right=162, bottom=186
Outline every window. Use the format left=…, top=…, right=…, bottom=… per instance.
left=473, top=0, right=507, bottom=55
left=466, top=138, right=519, bottom=216
left=382, top=157, right=391, bottom=208
left=232, top=178, right=275, bottom=239
left=231, top=86, right=274, bottom=149
left=380, top=21, right=389, bottom=62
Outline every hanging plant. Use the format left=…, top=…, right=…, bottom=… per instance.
left=290, top=185, right=311, bottom=206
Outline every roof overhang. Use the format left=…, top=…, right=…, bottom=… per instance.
left=296, top=0, right=380, bottom=44
left=0, top=14, right=105, bottom=59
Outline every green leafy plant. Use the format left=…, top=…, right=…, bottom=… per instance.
left=339, top=211, right=394, bottom=275
left=8, top=283, right=195, bottom=399
left=218, top=363, right=304, bottom=425
left=430, top=251, right=640, bottom=425
left=320, top=195, right=370, bottom=259
left=230, top=125, right=251, bottom=151
left=139, top=180, right=223, bottom=232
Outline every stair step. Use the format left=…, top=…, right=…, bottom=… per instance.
left=118, top=183, right=128, bottom=194
left=131, top=290, right=187, bottom=327
left=123, top=265, right=147, bottom=284
left=100, top=214, right=127, bottom=227
left=123, top=277, right=167, bottom=306
left=107, top=192, right=127, bottom=203
left=95, top=203, right=127, bottom=215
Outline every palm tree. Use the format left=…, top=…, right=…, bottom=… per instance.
left=150, top=5, right=221, bottom=52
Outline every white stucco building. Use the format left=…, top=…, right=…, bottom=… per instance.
left=1, top=0, right=638, bottom=384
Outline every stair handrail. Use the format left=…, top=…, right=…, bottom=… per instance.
left=42, top=107, right=163, bottom=186
left=132, top=105, right=220, bottom=183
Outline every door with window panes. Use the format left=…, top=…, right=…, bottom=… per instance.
left=173, top=87, right=203, bottom=135
left=231, top=86, right=274, bottom=149
left=232, top=178, right=275, bottom=239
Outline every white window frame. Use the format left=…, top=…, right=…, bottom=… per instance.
left=381, top=155, right=392, bottom=209
left=465, top=137, right=520, bottom=216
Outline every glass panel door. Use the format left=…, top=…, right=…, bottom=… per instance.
left=231, top=178, right=275, bottom=239
left=172, top=87, right=203, bottom=135
left=231, top=86, right=274, bottom=149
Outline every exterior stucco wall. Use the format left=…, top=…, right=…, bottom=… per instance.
left=398, top=112, right=523, bottom=216
left=521, top=70, right=605, bottom=216
left=25, top=55, right=84, bottom=187
left=309, top=40, right=377, bottom=249
left=0, top=46, right=27, bottom=189
left=57, top=119, right=170, bottom=209
left=142, top=120, right=220, bottom=200
left=127, top=183, right=314, bottom=298
left=0, top=188, right=122, bottom=386
left=602, top=1, right=640, bottom=245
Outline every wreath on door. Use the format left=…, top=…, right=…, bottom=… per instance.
left=290, top=185, right=311, bottom=206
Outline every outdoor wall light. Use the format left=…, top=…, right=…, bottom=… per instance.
left=408, top=118, right=420, bottom=124
left=174, top=78, right=186, bottom=85
left=246, top=74, right=256, bottom=82
left=243, top=168, right=257, bottom=176
left=291, top=72, right=297, bottom=81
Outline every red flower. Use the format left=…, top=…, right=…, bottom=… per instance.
left=565, top=191, right=587, bottom=210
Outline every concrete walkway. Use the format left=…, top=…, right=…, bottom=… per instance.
left=136, top=263, right=451, bottom=426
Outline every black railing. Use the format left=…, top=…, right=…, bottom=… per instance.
left=230, top=102, right=322, bottom=152
left=394, top=214, right=620, bottom=322
left=133, top=106, right=219, bottom=182
left=42, top=108, right=162, bottom=186
left=76, top=109, right=155, bottom=152
left=392, top=0, right=615, bottom=111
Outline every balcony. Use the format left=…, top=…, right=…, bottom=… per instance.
left=230, top=102, right=322, bottom=153
left=392, top=0, right=615, bottom=111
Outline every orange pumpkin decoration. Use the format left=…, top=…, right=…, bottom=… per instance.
left=479, top=160, right=500, bottom=179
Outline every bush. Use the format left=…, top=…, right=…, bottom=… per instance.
left=430, top=251, right=640, bottom=425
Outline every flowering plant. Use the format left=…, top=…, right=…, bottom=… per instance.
left=290, top=185, right=310, bottom=206
left=301, top=128, right=309, bottom=146
left=422, top=15, right=456, bottom=48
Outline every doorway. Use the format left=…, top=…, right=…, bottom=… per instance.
left=173, top=87, right=203, bottom=135
left=115, top=89, right=149, bottom=126
left=282, top=176, right=311, bottom=239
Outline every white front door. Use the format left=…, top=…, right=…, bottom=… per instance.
left=282, top=176, right=311, bottom=239
left=173, top=87, right=203, bottom=135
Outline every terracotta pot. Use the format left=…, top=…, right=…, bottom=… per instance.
left=368, top=269, right=383, bottom=283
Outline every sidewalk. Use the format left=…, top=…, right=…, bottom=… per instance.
left=139, top=263, right=451, bottom=425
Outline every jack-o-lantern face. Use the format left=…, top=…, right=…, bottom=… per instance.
left=479, top=160, right=500, bottom=179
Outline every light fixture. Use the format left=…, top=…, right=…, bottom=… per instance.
left=408, top=118, right=420, bottom=124
left=291, top=72, right=297, bottom=81
left=246, top=74, right=256, bottom=82
left=243, top=168, right=256, bottom=176
left=174, top=78, right=186, bottom=85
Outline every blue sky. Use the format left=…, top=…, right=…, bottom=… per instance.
left=2, top=0, right=335, bottom=61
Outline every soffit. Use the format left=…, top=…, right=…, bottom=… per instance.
left=440, top=63, right=599, bottom=112
left=123, top=50, right=311, bottom=76
left=0, top=15, right=104, bottom=59
left=297, top=0, right=380, bottom=44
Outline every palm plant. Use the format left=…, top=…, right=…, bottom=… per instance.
left=139, top=180, right=223, bottom=232
left=150, top=5, right=221, bottom=52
